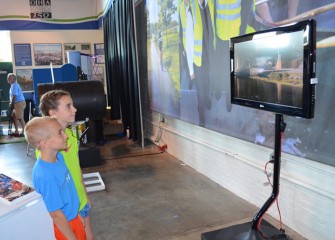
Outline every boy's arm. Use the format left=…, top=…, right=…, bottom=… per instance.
left=80, top=167, right=92, bottom=212
left=78, top=153, right=91, bottom=207
left=49, top=210, right=77, bottom=240
left=81, top=171, right=90, bottom=203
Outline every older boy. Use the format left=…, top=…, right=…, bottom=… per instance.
left=25, top=117, right=86, bottom=240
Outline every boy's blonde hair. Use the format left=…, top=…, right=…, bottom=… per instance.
left=24, top=117, right=58, bottom=150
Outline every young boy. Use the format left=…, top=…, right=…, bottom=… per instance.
left=38, top=89, right=94, bottom=239
left=25, top=117, right=86, bottom=240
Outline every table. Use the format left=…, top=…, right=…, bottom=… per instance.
left=0, top=191, right=54, bottom=239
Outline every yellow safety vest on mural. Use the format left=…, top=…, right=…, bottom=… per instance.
left=192, top=0, right=215, bottom=67
left=179, top=1, right=187, bottom=48
left=215, top=0, right=255, bottom=41
left=208, top=0, right=216, bottom=48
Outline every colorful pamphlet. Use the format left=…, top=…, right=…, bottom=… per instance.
left=0, top=173, right=35, bottom=205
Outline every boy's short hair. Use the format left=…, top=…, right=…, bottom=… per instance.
left=39, top=90, right=71, bottom=116
left=24, top=116, right=58, bottom=149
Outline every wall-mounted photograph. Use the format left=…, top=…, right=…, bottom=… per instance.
left=63, top=43, right=91, bottom=63
left=94, top=43, right=105, bottom=64
left=33, top=43, right=63, bottom=66
left=16, top=69, right=33, bottom=91
left=13, top=44, right=32, bottom=66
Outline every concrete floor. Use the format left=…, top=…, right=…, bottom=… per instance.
left=0, top=122, right=305, bottom=240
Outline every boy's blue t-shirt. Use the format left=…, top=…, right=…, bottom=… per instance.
left=32, top=152, right=79, bottom=221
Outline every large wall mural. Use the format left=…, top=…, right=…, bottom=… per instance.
left=146, top=0, right=335, bottom=166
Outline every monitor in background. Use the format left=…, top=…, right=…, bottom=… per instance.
left=230, top=19, right=317, bottom=119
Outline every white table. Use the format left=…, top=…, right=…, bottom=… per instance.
left=0, top=192, right=54, bottom=239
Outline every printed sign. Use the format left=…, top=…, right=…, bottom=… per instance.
left=29, top=0, right=52, bottom=19
left=14, top=44, right=32, bottom=66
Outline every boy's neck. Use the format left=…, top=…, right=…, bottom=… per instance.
left=59, top=121, right=68, bottom=130
left=40, top=150, right=59, bottom=163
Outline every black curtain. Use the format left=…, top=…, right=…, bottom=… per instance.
left=103, top=0, right=141, bottom=142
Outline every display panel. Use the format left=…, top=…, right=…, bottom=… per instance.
left=230, top=20, right=316, bottom=118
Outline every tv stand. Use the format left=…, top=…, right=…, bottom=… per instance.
left=201, top=114, right=287, bottom=240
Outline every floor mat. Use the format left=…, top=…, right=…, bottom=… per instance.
left=100, top=139, right=161, bottom=160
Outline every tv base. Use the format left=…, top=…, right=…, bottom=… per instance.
left=201, top=220, right=287, bottom=240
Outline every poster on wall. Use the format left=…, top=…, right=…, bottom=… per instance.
left=145, top=0, right=335, bottom=166
left=13, top=44, right=32, bottom=66
left=16, top=69, right=33, bottom=91
left=94, top=43, right=105, bottom=64
left=33, top=43, right=63, bottom=66
left=63, top=43, right=91, bottom=63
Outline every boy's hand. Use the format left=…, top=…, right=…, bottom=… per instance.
left=87, top=197, right=92, bottom=209
left=50, top=210, right=77, bottom=240
left=79, top=214, right=86, bottom=228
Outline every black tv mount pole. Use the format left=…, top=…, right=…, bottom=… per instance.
left=201, top=113, right=287, bottom=240
left=234, top=113, right=287, bottom=240
left=252, top=113, right=286, bottom=232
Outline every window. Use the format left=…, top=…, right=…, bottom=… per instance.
left=0, top=31, right=12, bottom=62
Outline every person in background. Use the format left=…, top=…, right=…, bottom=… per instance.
left=7, top=73, right=26, bottom=137
left=255, top=0, right=299, bottom=26
left=25, top=116, right=86, bottom=240
left=180, top=0, right=195, bottom=89
left=37, top=90, right=95, bottom=240
left=158, top=29, right=164, bottom=69
left=192, top=0, right=215, bottom=127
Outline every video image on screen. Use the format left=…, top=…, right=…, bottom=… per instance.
left=231, top=20, right=316, bottom=119
left=233, top=30, right=304, bottom=108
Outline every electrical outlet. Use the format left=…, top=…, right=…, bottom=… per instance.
left=159, top=144, right=167, bottom=151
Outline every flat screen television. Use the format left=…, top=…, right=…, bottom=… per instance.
left=230, top=19, right=316, bottom=119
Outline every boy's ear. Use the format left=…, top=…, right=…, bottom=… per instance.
left=38, top=139, right=47, bottom=149
left=49, top=109, right=56, bottom=116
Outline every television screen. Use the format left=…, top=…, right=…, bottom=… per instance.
left=230, top=19, right=316, bottom=119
